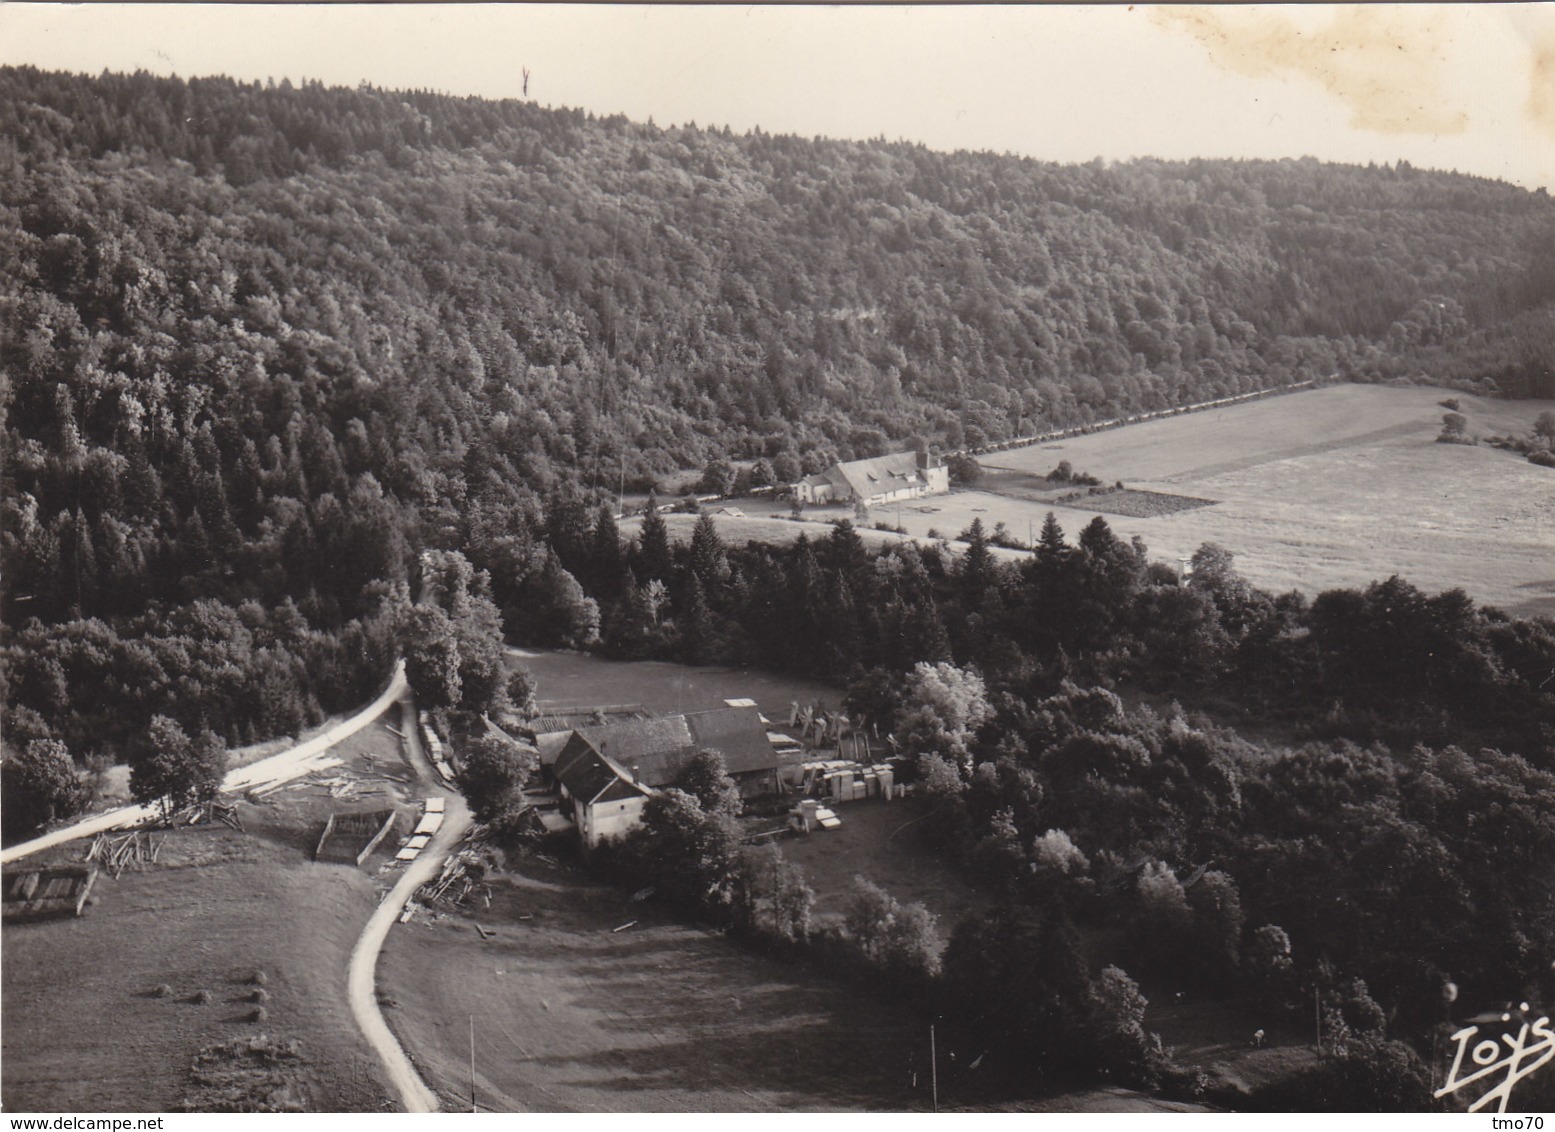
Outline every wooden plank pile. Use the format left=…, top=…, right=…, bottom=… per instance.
left=86, top=831, right=162, bottom=878
left=418, top=711, right=456, bottom=784
left=311, top=773, right=385, bottom=800
left=171, top=800, right=245, bottom=830
left=416, top=840, right=493, bottom=912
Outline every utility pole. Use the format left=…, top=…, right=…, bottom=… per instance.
left=930, top=1023, right=939, bottom=1113
left=1314, top=986, right=1321, bottom=1054
left=470, top=1014, right=477, bottom=1113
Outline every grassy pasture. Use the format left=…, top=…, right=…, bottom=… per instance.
left=1, top=840, right=389, bottom=1112
left=645, top=385, right=1553, bottom=617
left=0, top=715, right=423, bottom=1112
left=377, top=860, right=927, bottom=1112
left=768, top=797, right=998, bottom=942
left=972, top=384, right=1555, bottom=614
left=508, top=647, right=843, bottom=720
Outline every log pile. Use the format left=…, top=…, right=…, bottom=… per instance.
left=86, top=831, right=162, bottom=878
left=415, top=842, right=495, bottom=911
left=175, top=800, right=245, bottom=830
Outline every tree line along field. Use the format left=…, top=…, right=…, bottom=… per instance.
left=724, top=384, right=1553, bottom=617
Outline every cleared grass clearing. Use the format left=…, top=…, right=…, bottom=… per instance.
left=982, top=384, right=1541, bottom=483
left=1, top=715, right=424, bottom=1112
left=377, top=861, right=927, bottom=1112
left=769, top=798, right=998, bottom=942
left=508, top=647, right=843, bottom=720
left=969, top=384, right=1555, bottom=613
left=1, top=839, right=389, bottom=1112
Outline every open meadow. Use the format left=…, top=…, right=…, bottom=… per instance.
left=377, top=857, right=928, bottom=1112
left=1, top=837, right=390, bottom=1112
left=509, top=647, right=843, bottom=720
left=763, top=797, right=998, bottom=942
left=967, top=384, right=1555, bottom=614
left=0, top=714, right=426, bottom=1113
left=673, top=385, right=1554, bottom=617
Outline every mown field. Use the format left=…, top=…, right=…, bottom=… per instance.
left=1, top=840, right=389, bottom=1112
left=679, top=385, right=1555, bottom=617
left=0, top=716, right=422, bottom=1113
left=509, top=647, right=842, bottom=720
left=377, top=858, right=928, bottom=1112
left=969, top=384, right=1555, bottom=614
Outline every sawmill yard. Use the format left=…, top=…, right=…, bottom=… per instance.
left=6, top=655, right=1314, bottom=1114
left=671, top=385, right=1555, bottom=618
left=0, top=714, right=426, bottom=1112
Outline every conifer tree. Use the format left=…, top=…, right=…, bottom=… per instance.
left=636, top=495, right=673, bottom=584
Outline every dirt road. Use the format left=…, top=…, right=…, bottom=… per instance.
left=0, top=663, right=408, bottom=866
left=346, top=794, right=473, bottom=1113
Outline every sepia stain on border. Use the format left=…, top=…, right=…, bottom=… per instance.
left=1150, top=5, right=1470, bottom=136
left=1527, top=28, right=1555, bottom=141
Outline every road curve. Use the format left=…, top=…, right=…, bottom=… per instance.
left=346, top=795, right=473, bottom=1113
left=1, top=662, right=409, bottom=867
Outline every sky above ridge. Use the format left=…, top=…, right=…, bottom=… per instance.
left=4, top=4, right=1553, bottom=191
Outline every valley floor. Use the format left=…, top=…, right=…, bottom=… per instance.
left=649, top=384, right=1555, bottom=618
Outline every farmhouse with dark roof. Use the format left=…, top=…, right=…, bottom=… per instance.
left=537, top=705, right=790, bottom=847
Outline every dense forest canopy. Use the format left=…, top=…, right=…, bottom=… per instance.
left=2, top=65, right=1553, bottom=780
left=3, top=68, right=1554, bottom=1107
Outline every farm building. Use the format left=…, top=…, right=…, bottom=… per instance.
left=550, top=733, right=653, bottom=849
left=314, top=809, right=398, bottom=867
left=532, top=705, right=797, bottom=848
left=794, top=449, right=948, bottom=506
left=534, top=705, right=787, bottom=799
left=3, top=865, right=97, bottom=921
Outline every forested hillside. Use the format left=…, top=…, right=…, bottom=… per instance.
left=3, top=66, right=1554, bottom=818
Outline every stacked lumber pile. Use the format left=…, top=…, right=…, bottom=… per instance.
left=86, top=830, right=162, bottom=877
left=416, top=837, right=494, bottom=912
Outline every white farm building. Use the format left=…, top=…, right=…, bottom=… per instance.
left=794, top=450, right=949, bottom=507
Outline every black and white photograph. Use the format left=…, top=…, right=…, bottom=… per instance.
left=2, top=2, right=1553, bottom=1116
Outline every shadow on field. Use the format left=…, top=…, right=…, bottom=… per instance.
left=379, top=865, right=926, bottom=1111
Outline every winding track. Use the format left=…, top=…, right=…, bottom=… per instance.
left=346, top=790, right=472, bottom=1113
left=0, top=662, right=409, bottom=867
left=345, top=691, right=473, bottom=1112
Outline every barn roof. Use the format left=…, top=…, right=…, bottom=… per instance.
left=559, top=706, right=779, bottom=788
left=686, top=705, right=779, bottom=775
left=580, top=716, right=694, bottom=771
left=551, top=733, right=650, bottom=806
left=834, top=451, right=932, bottom=501
left=533, top=730, right=574, bottom=766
